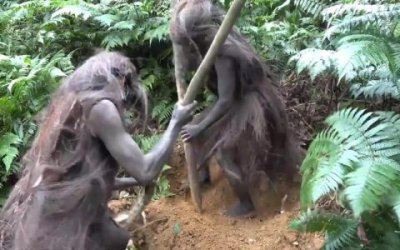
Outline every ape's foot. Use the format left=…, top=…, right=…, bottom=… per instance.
left=224, top=201, right=256, bottom=218
left=199, top=168, right=211, bottom=190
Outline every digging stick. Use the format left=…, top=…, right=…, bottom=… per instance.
left=172, top=0, right=247, bottom=212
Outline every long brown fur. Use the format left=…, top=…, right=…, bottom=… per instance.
left=170, top=0, right=302, bottom=185
left=0, top=51, right=145, bottom=250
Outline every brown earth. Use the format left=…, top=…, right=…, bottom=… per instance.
left=108, top=147, right=324, bottom=250
left=107, top=75, right=332, bottom=249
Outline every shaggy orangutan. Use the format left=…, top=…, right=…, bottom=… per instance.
left=170, top=0, right=302, bottom=218
left=0, top=51, right=196, bottom=250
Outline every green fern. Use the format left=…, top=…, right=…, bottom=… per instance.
left=300, top=129, right=355, bottom=209
left=133, top=133, right=174, bottom=200
left=322, top=3, right=400, bottom=37
left=291, top=1, right=400, bottom=104
left=289, top=48, right=337, bottom=80
left=344, top=158, right=400, bottom=216
left=152, top=164, right=174, bottom=200
left=322, top=3, right=400, bottom=20
left=134, top=133, right=163, bottom=154
left=294, top=0, right=335, bottom=18
left=290, top=210, right=361, bottom=250
left=296, top=107, right=400, bottom=248
left=351, top=79, right=400, bottom=100
left=94, top=13, right=119, bottom=27
left=0, top=133, right=22, bottom=172
left=51, top=5, right=95, bottom=20
left=143, top=21, right=169, bottom=44
left=374, top=111, right=400, bottom=140
left=101, top=32, right=133, bottom=49
left=292, top=33, right=400, bottom=83
left=300, top=107, right=400, bottom=212
left=151, top=100, right=174, bottom=126
left=390, top=193, right=400, bottom=223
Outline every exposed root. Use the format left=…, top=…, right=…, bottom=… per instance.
left=118, top=184, right=156, bottom=230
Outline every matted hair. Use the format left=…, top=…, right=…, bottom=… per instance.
left=0, top=51, right=147, bottom=250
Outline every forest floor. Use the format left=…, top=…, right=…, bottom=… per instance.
left=107, top=74, right=331, bottom=249
left=108, top=149, right=324, bottom=250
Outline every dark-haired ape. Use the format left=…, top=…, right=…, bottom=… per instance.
left=0, top=51, right=196, bottom=250
left=170, top=0, right=302, bottom=218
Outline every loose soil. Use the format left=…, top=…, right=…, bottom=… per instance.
left=108, top=75, right=332, bottom=249
left=108, top=148, right=324, bottom=250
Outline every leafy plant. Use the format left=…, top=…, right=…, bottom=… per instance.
left=0, top=52, right=74, bottom=187
left=290, top=1, right=400, bottom=248
left=0, top=0, right=176, bottom=192
left=293, top=107, right=400, bottom=248
left=152, top=164, right=175, bottom=200
left=290, top=0, right=400, bottom=100
left=134, top=133, right=175, bottom=200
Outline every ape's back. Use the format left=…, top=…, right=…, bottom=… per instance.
left=0, top=71, right=125, bottom=250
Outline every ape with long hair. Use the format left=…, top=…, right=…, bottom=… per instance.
left=170, top=0, right=302, bottom=217
left=0, top=51, right=196, bottom=250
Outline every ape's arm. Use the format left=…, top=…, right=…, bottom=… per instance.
left=182, top=57, right=236, bottom=141
left=88, top=100, right=195, bottom=186
left=113, top=177, right=139, bottom=190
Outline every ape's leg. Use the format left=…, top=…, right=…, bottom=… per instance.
left=198, top=159, right=211, bottom=186
left=216, top=148, right=256, bottom=218
left=100, top=215, right=130, bottom=250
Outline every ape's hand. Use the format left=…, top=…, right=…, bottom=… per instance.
left=171, top=101, right=198, bottom=126
left=181, top=124, right=202, bottom=142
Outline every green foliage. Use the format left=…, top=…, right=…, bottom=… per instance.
left=290, top=0, right=400, bottom=100
left=0, top=51, right=74, bottom=185
left=300, top=108, right=400, bottom=212
left=134, top=133, right=174, bottom=200
left=0, top=0, right=175, bottom=190
left=173, top=221, right=182, bottom=236
left=0, top=133, right=22, bottom=172
left=152, top=164, right=174, bottom=200
left=234, top=0, right=321, bottom=72
left=295, top=107, right=400, bottom=249
left=290, top=210, right=361, bottom=250
left=291, top=2, right=400, bottom=248
left=294, top=0, right=335, bottom=18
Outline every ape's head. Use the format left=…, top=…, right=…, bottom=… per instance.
left=66, top=50, right=148, bottom=121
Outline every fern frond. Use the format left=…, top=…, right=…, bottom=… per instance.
left=94, top=14, right=119, bottom=27
left=294, top=0, right=334, bottom=18
left=0, top=132, right=21, bottom=172
left=134, top=133, right=162, bottom=153
left=101, top=32, right=132, bottom=49
left=357, top=65, right=392, bottom=80
left=322, top=3, right=400, bottom=21
left=334, top=34, right=395, bottom=81
left=302, top=108, right=400, bottom=216
left=390, top=42, right=400, bottom=76
left=151, top=100, right=174, bottom=125
left=325, top=10, right=400, bottom=38
left=143, top=22, right=169, bottom=44
left=290, top=210, right=360, bottom=250
left=300, top=129, right=355, bottom=208
left=51, top=5, right=94, bottom=21
left=326, top=108, right=400, bottom=157
left=374, top=111, right=400, bottom=140
left=389, top=192, right=400, bottom=222
left=109, top=21, right=135, bottom=31
left=344, top=157, right=400, bottom=217
left=351, top=79, right=400, bottom=100
left=289, top=48, right=337, bottom=80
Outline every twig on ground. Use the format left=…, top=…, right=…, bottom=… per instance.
left=280, top=194, right=288, bottom=214
left=131, top=217, right=169, bottom=234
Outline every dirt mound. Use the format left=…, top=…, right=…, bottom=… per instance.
left=109, top=154, right=323, bottom=250
left=106, top=75, right=332, bottom=249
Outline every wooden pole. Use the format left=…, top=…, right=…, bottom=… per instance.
left=172, top=0, right=247, bottom=212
